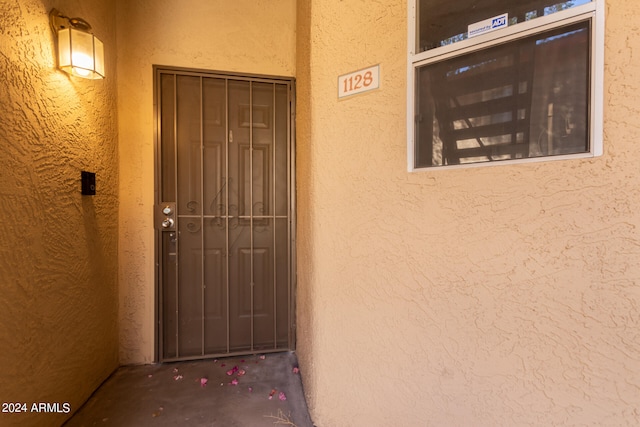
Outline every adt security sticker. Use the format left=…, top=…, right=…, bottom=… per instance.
left=468, top=13, right=509, bottom=38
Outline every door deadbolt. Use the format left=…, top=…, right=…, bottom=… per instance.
left=157, top=202, right=176, bottom=230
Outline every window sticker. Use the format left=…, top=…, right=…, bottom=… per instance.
left=468, top=13, right=509, bottom=38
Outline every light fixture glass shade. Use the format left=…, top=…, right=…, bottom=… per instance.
left=57, top=27, right=105, bottom=79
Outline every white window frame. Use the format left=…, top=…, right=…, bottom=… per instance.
left=407, top=0, right=605, bottom=172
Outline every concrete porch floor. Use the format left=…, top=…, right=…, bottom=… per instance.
left=64, top=352, right=314, bottom=427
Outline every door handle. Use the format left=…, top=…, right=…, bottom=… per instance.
left=156, top=202, right=176, bottom=230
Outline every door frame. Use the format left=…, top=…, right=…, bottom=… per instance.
left=152, top=65, right=297, bottom=362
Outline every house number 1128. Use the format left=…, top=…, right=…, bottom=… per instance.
left=343, top=72, right=373, bottom=93
left=338, top=65, right=380, bottom=99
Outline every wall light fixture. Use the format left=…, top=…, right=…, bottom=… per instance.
left=49, top=9, right=105, bottom=79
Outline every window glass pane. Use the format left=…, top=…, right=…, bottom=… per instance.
left=415, top=21, right=590, bottom=168
left=417, top=0, right=592, bottom=52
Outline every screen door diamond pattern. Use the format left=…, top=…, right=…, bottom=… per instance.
left=155, top=68, right=294, bottom=361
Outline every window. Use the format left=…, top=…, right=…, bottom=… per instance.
left=407, top=0, right=604, bottom=170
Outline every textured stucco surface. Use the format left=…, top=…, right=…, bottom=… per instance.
left=117, top=0, right=297, bottom=364
left=295, top=0, right=640, bottom=426
left=0, top=0, right=119, bottom=426
left=5, top=0, right=638, bottom=425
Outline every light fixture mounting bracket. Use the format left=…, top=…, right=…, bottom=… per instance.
left=49, top=9, right=93, bottom=34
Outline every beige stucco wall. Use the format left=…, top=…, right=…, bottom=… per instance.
left=117, top=0, right=297, bottom=364
left=4, top=0, right=637, bottom=425
left=0, top=0, right=119, bottom=426
left=296, top=0, right=640, bottom=425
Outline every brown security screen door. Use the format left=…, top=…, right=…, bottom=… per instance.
left=155, top=67, right=295, bottom=361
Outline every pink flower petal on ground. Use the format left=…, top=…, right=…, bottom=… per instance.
left=230, top=378, right=238, bottom=386
left=220, top=363, right=226, bottom=367
left=237, top=369, right=246, bottom=376
left=292, top=367, right=299, bottom=374
left=268, top=389, right=276, bottom=400
left=279, top=392, right=287, bottom=401
left=200, top=378, right=208, bottom=387
left=173, top=368, right=179, bottom=373
left=260, top=355, right=266, bottom=360
left=173, top=374, right=183, bottom=380
left=248, top=387, right=253, bottom=392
